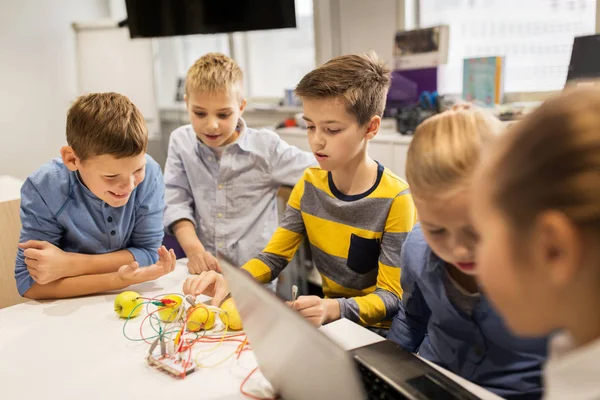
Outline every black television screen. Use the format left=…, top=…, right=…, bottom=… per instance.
left=567, top=34, right=600, bottom=82
left=124, top=0, right=297, bottom=38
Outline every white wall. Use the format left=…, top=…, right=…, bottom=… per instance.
left=0, top=0, right=110, bottom=179
left=108, top=0, right=127, bottom=21
left=314, top=0, right=403, bottom=66
left=338, top=0, right=399, bottom=66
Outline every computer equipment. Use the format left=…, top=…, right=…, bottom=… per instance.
left=566, top=34, right=600, bottom=84
left=218, top=255, right=481, bottom=400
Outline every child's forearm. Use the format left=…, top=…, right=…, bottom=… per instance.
left=172, top=220, right=206, bottom=256
left=241, top=259, right=273, bottom=283
left=23, top=272, right=127, bottom=300
left=322, top=299, right=341, bottom=324
left=336, top=291, right=397, bottom=327
left=68, top=250, right=135, bottom=276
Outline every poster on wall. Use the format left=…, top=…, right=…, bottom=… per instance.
left=462, top=56, right=505, bottom=107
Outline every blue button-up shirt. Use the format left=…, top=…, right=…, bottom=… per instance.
left=15, top=154, right=165, bottom=295
left=389, top=224, right=548, bottom=400
left=163, top=119, right=316, bottom=267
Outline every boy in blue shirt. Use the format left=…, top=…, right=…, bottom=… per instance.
left=163, top=53, right=315, bottom=273
left=15, top=92, right=175, bottom=299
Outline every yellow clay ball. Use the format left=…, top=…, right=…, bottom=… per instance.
left=220, top=298, right=243, bottom=330
left=186, top=305, right=216, bottom=332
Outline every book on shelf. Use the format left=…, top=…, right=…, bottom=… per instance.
left=462, top=56, right=505, bottom=107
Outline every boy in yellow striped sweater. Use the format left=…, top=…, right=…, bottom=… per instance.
left=183, top=52, right=417, bottom=333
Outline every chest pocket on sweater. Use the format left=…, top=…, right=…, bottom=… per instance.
left=347, top=234, right=381, bottom=274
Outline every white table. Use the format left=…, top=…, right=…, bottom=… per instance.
left=0, top=260, right=501, bottom=400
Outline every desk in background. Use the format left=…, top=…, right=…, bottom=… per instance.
left=275, top=126, right=412, bottom=180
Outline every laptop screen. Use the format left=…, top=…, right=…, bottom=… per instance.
left=566, top=34, right=600, bottom=82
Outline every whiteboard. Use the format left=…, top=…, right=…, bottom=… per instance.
left=73, top=20, right=159, bottom=139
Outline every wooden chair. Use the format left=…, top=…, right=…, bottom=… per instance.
left=0, top=199, right=26, bottom=308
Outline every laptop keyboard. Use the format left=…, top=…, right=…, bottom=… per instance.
left=357, top=361, right=481, bottom=400
left=357, top=361, right=409, bottom=400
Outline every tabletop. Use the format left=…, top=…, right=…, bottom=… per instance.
left=0, top=259, right=501, bottom=400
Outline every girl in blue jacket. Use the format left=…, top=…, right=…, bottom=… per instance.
left=388, top=106, right=547, bottom=400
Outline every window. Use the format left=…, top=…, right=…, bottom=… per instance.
left=177, top=0, right=315, bottom=100
left=182, top=34, right=230, bottom=68
left=420, top=0, right=597, bottom=93
left=242, top=0, right=315, bottom=98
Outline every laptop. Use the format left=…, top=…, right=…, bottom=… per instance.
left=566, top=34, right=600, bottom=85
left=218, top=256, right=480, bottom=400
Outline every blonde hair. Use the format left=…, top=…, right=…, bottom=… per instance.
left=66, top=92, right=147, bottom=161
left=406, top=106, right=502, bottom=196
left=294, top=52, right=391, bottom=126
left=491, top=87, right=600, bottom=235
left=185, top=53, right=243, bottom=96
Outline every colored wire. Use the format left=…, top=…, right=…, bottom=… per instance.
left=179, top=346, right=193, bottom=379
left=120, top=292, right=256, bottom=381
left=237, top=338, right=248, bottom=360
left=195, top=335, right=249, bottom=369
left=240, top=367, right=276, bottom=400
left=194, top=321, right=230, bottom=366
left=122, top=302, right=167, bottom=343
left=122, top=300, right=182, bottom=344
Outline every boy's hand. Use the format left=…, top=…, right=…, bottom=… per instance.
left=19, top=240, right=74, bottom=284
left=187, top=251, right=220, bottom=274
left=287, top=296, right=341, bottom=327
left=117, top=246, right=176, bottom=285
left=183, top=271, right=230, bottom=306
left=288, top=295, right=326, bottom=327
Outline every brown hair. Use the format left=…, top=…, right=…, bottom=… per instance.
left=294, top=51, right=391, bottom=126
left=185, top=52, right=243, bottom=96
left=66, top=92, right=147, bottom=161
left=406, top=106, right=502, bottom=196
left=491, top=87, right=600, bottom=235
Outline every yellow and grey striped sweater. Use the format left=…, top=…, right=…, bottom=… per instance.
left=242, top=163, right=417, bottom=328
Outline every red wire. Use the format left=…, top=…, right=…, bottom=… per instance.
left=206, top=332, right=246, bottom=338
left=140, top=308, right=165, bottom=344
left=127, top=296, right=252, bottom=381
left=240, top=367, right=276, bottom=400
left=197, top=337, right=246, bottom=343
left=236, top=338, right=249, bottom=360
left=177, top=310, right=200, bottom=379
left=137, top=296, right=158, bottom=301
left=180, top=347, right=193, bottom=379
left=178, top=311, right=195, bottom=352
left=132, top=299, right=255, bottom=381
left=195, top=334, right=247, bottom=344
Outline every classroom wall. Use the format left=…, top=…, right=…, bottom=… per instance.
left=0, top=0, right=110, bottom=180
left=338, top=0, right=400, bottom=65
left=0, top=0, right=405, bottom=179
left=314, top=0, right=403, bottom=66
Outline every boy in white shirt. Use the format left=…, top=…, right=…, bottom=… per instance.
left=163, top=53, right=315, bottom=273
